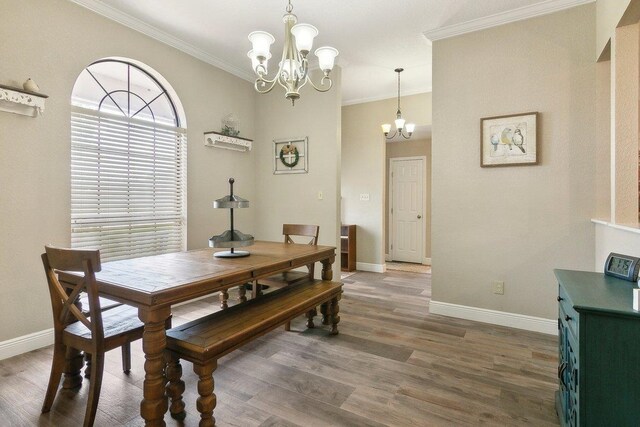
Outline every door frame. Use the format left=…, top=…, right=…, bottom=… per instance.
left=388, top=156, right=428, bottom=264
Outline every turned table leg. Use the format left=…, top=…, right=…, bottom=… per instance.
left=219, top=289, right=229, bottom=309
left=63, top=292, right=84, bottom=389
left=194, top=360, right=217, bottom=427
left=321, top=256, right=335, bottom=281
left=165, top=351, right=186, bottom=421
left=306, top=308, right=317, bottom=329
left=320, top=302, right=330, bottom=325
left=238, top=285, right=247, bottom=303
left=330, top=295, right=341, bottom=335
left=139, top=307, right=171, bottom=427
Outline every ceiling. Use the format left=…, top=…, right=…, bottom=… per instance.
left=72, top=0, right=587, bottom=105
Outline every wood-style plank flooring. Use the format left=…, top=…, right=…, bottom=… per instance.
left=0, top=270, right=559, bottom=426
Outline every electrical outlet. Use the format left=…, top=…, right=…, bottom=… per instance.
left=360, top=193, right=370, bottom=201
left=318, top=191, right=323, bottom=200
left=493, top=281, right=505, bottom=295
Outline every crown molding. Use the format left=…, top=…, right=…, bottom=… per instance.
left=423, top=0, right=595, bottom=42
left=342, top=88, right=431, bottom=107
left=68, top=0, right=255, bottom=82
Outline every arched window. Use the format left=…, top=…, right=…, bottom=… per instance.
left=71, top=58, right=187, bottom=261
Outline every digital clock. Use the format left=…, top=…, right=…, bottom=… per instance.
left=604, top=252, right=640, bottom=282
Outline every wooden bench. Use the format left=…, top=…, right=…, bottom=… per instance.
left=164, top=279, right=343, bottom=426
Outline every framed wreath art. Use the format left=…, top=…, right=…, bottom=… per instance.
left=273, top=137, right=308, bottom=174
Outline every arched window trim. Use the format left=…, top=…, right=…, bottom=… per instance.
left=70, top=58, right=187, bottom=262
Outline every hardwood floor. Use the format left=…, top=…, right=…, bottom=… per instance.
left=0, top=270, right=559, bottom=426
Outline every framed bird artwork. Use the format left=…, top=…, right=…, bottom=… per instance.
left=480, top=112, right=538, bottom=167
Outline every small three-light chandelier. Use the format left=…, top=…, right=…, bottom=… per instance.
left=382, top=68, right=415, bottom=140
left=247, top=0, right=339, bottom=106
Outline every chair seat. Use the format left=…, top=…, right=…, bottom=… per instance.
left=64, top=305, right=144, bottom=342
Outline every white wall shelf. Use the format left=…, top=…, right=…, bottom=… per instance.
left=0, top=84, right=48, bottom=117
left=204, top=131, right=252, bottom=152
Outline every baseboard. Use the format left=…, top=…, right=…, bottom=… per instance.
left=429, top=300, right=557, bottom=335
left=356, top=262, right=387, bottom=273
left=423, top=257, right=431, bottom=266
left=0, top=328, right=54, bottom=361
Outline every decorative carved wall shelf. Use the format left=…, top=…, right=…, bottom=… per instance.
left=204, top=131, right=253, bottom=152
left=0, top=84, right=48, bottom=117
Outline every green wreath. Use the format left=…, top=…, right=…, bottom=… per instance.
left=279, top=145, right=300, bottom=168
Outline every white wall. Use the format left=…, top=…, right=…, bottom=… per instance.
left=253, top=69, right=342, bottom=275
left=0, top=0, right=256, bottom=342
left=431, top=4, right=597, bottom=320
left=597, top=0, right=633, bottom=59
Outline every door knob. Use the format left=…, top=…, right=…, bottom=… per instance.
left=417, top=215, right=422, bottom=219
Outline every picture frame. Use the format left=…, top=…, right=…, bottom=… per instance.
left=273, top=136, right=308, bottom=174
left=480, top=112, right=538, bottom=167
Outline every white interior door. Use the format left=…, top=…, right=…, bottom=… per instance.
left=391, top=158, right=424, bottom=263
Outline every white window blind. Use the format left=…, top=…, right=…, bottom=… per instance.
left=71, top=106, right=186, bottom=262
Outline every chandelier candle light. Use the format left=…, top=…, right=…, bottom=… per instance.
left=248, top=0, right=339, bottom=105
left=382, top=68, right=416, bottom=140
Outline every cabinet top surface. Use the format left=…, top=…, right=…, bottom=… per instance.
left=555, top=269, right=640, bottom=316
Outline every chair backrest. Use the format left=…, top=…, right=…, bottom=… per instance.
left=283, top=224, right=319, bottom=245
left=41, top=246, right=104, bottom=345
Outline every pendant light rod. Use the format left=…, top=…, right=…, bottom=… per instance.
left=382, top=68, right=415, bottom=140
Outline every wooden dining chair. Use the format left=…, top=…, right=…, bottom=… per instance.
left=41, top=246, right=145, bottom=427
left=261, top=224, right=320, bottom=288
left=258, top=224, right=319, bottom=330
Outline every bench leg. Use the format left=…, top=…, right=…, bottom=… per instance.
left=284, top=321, right=291, bottom=331
left=165, top=351, right=186, bottom=421
left=194, top=360, right=217, bottom=427
left=306, top=308, right=317, bottom=329
left=320, top=302, right=330, bottom=325
left=330, top=295, right=341, bottom=335
left=219, top=289, right=229, bottom=309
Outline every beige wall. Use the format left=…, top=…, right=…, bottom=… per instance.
left=595, top=60, right=611, bottom=221
left=341, top=93, right=431, bottom=266
left=432, top=4, right=597, bottom=320
left=253, top=69, right=342, bottom=274
left=384, top=138, right=432, bottom=259
left=0, top=0, right=257, bottom=342
left=613, top=23, right=640, bottom=225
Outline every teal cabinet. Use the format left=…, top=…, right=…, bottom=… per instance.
left=555, top=269, right=640, bottom=426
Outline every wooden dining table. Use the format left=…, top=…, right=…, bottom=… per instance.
left=59, top=240, right=336, bottom=426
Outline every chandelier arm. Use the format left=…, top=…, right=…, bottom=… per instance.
left=254, top=77, right=279, bottom=94
left=400, top=129, right=411, bottom=139
left=307, top=75, right=333, bottom=92
left=385, top=129, right=398, bottom=140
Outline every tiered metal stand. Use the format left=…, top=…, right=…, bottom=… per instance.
left=209, top=178, right=254, bottom=258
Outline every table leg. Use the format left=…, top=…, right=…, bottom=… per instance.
left=219, top=289, right=229, bottom=309
left=62, top=292, right=83, bottom=389
left=238, top=285, right=247, bottom=303
left=62, top=347, right=84, bottom=389
left=320, top=302, right=330, bottom=325
left=330, top=294, right=341, bottom=335
left=321, top=256, right=335, bottom=281
left=138, top=307, right=171, bottom=427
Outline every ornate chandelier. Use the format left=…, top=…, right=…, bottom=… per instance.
left=382, top=68, right=415, bottom=139
left=247, top=0, right=339, bottom=106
